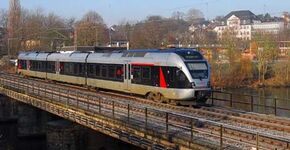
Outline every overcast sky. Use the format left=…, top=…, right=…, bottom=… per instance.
left=1, top=0, right=289, bottom=25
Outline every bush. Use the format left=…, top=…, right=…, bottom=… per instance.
left=272, top=61, right=290, bottom=86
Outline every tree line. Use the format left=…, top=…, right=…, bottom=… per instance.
left=211, top=30, right=290, bottom=88
left=0, top=7, right=214, bottom=55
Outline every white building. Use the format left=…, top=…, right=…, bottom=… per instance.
left=252, top=22, right=285, bottom=34
left=214, top=10, right=261, bottom=40
left=213, top=10, right=290, bottom=40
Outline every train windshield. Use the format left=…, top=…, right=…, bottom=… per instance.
left=186, top=62, right=208, bottom=79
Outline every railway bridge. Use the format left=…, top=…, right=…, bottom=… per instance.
left=0, top=72, right=290, bottom=150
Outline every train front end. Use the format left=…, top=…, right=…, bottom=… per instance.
left=185, top=61, right=211, bottom=103
left=174, top=49, right=211, bottom=104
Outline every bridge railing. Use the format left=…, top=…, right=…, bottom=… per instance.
left=1, top=74, right=289, bottom=149
left=210, top=90, right=290, bottom=116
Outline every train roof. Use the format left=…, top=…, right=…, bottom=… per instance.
left=126, top=48, right=197, bottom=53
left=18, top=48, right=204, bottom=63
left=18, top=48, right=199, bottom=54
left=18, top=52, right=50, bottom=60
left=123, top=48, right=203, bottom=60
left=47, top=52, right=90, bottom=63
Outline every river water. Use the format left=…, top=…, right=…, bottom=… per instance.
left=213, top=87, right=290, bottom=117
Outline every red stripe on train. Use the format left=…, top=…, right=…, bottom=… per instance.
left=131, top=63, right=154, bottom=66
left=159, top=67, right=167, bottom=88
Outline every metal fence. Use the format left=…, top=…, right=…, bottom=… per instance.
left=210, top=90, right=290, bottom=116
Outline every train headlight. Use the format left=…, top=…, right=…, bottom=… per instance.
left=191, top=82, right=196, bottom=88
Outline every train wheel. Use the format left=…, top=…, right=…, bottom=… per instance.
left=147, top=92, right=167, bottom=103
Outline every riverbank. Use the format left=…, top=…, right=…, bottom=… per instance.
left=212, top=73, right=290, bottom=89
left=218, top=86, right=290, bottom=100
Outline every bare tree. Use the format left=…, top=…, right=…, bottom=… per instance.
left=220, top=29, right=241, bottom=64
left=208, top=29, right=254, bottom=87
left=171, top=11, right=185, bottom=20
left=130, top=15, right=165, bottom=48
left=130, top=15, right=189, bottom=48
left=185, top=8, right=204, bottom=24
left=10, top=8, right=70, bottom=52
left=75, top=11, right=108, bottom=46
left=252, top=32, right=279, bottom=85
left=111, top=21, right=132, bottom=41
left=8, top=0, right=21, bottom=38
left=0, top=9, right=8, bottom=28
left=0, top=9, right=8, bottom=55
left=81, top=11, right=104, bottom=24
left=273, top=60, right=290, bottom=86
left=7, top=0, right=21, bottom=56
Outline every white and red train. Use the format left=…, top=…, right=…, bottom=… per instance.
left=17, top=48, right=211, bottom=105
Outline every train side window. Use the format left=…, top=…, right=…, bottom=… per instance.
left=169, top=68, right=175, bottom=82
left=42, top=61, right=46, bottom=72
left=176, top=70, right=191, bottom=88
left=33, top=61, right=35, bottom=70
left=40, top=61, right=43, bottom=71
left=47, top=61, right=51, bottom=72
left=37, top=61, right=41, bottom=71
left=95, top=64, right=100, bottom=77
left=24, top=60, right=27, bottom=69
left=23, top=60, right=27, bottom=69
left=142, top=67, right=151, bottom=79
left=18, top=60, right=21, bottom=69
left=132, top=66, right=141, bottom=82
left=128, top=65, right=131, bottom=79
left=30, top=61, right=32, bottom=70
left=88, top=64, right=95, bottom=76
left=177, top=70, right=186, bottom=81
left=18, top=60, right=27, bottom=69
left=63, top=63, right=69, bottom=74
left=35, top=61, right=38, bottom=71
left=116, top=65, right=123, bottom=80
left=52, top=62, right=56, bottom=72
left=30, top=61, right=34, bottom=70
left=101, top=65, right=108, bottom=78
left=34, top=61, right=38, bottom=71
left=39, top=61, right=42, bottom=71
left=79, top=63, right=85, bottom=76
left=74, top=63, right=79, bottom=75
left=108, top=65, right=115, bottom=79
left=48, top=61, right=54, bottom=73
left=59, top=62, right=64, bottom=74
left=124, top=64, right=127, bottom=80
left=69, top=63, right=74, bottom=75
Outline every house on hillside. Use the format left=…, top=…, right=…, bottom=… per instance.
left=214, top=10, right=261, bottom=40
left=214, top=10, right=289, bottom=40
left=189, top=20, right=210, bottom=32
left=252, top=22, right=285, bottom=35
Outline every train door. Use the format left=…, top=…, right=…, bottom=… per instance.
left=27, top=60, right=30, bottom=71
left=55, top=60, right=60, bottom=74
left=124, top=61, right=131, bottom=91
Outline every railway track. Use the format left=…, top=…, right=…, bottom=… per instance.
left=1, top=72, right=290, bottom=149
left=32, top=74, right=290, bottom=135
